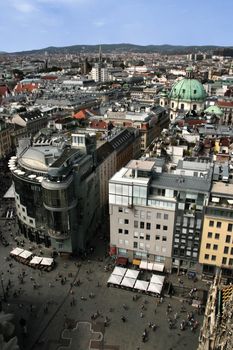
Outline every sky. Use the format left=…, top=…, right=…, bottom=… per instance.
left=0, top=0, right=232, bottom=52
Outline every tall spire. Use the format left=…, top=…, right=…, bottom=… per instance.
left=99, top=45, right=102, bottom=64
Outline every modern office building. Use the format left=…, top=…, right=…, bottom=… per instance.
left=10, top=131, right=99, bottom=254
left=109, top=158, right=213, bottom=273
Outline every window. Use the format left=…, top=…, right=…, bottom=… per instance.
left=156, top=224, right=161, bottom=229
left=226, top=235, right=231, bottom=243
left=171, top=102, right=174, bottom=108
left=193, top=104, right=197, bottom=110
left=215, top=233, right=220, bottom=239
left=133, top=242, right=138, bottom=248
left=155, top=235, right=160, bottom=240
left=209, top=221, right=214, bottom=227
left=139, top=242, right=144, bottom=250
left=211, top=255, right=216, bottom=261
left=134, top=210, right=139, bottom=217
left=134, top=221, right=138, bottom=228
left=156, top=213, right=161, bottom=219
left=118, top=207, right=123, bottom=212
left=231, top=247, right=233, bottom=255
left=29, top=219, right=33, bottom=224
left=216, top=222, right=222, bottom=228
left=124, top=208, right=129, bottom=214
left=180, top=103, right=184, bottom=110
left=147, top=211, right=151, bottom=219
left=124, top=240, right=129, bottom=246
left=204, top=254, right=209, bottom=259
left=140, top=232, right=144, bottom=239
left=208, top=232, right=212, bottom=238
left=124, top=219, right=129, bottom=224
left=118, top=218, right=123, bottom=224
left=140, top=222, right=145, bottom=229
left=206, top=243, right=211, bottom=249
left=229, top=259, right=233, bottom=265
left=22, top=207, right=26, bottom=212
left=163, top=226, right=168, bottom=231
left=213, top=244, right=218, bottom=250
left=140, top=211, right=145, bottom=219
left=164, top=214, right=168, bottom=220
left=146, top=223, right=151, bottom=230
left=58, top=243, right=63, bottom=249
left=162, top=236, right=167, bottom=242
left=124, top=230, right=129, bottom=235
left=118, top=229, right=123, bottom=234
left=134, top=232, right=139, bottom=238
left=227, top=223, right=233, bottom=232
left=224, top=246, right=229, bottom=254
left=222, top=257, right=227, bottom=265
left=146, top=234, right=150, bottom=241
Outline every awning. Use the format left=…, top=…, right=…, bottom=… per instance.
left=30, top=256, right=43, bottom=265
left=152, top=263, right=164, bottom=272
left=116, top=256, right=128, bottom=266
left=150, top=274, right=165, bottom=285
left=132, top=259, right=141, bottom=266
left=40, top=257, right=54, bottom=266
left=148, top=262, right=154, bottom=270
left=139, top=260, right=148, bottom=270
left=19, top=250, right=33, bottom=259
left=125, top=269, right=140, bottom=279
left=120, top=276, right=136, bottom=288
left=112, top=266, right=127, bottom=277
left=134, top=280, right=149, bottom=291
left=147, top=282, right=163, bottom=294
left=212, top=197, right=220, bottom=203
left=10, top=247, right=24, bottom=256
left=107, top=274, right=123, bottom=285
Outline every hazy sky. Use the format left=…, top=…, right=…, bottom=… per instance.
left=0, top=0, right=232, bottom=52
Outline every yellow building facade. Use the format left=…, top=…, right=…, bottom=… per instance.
left=199, top=182, right=233, bottom=277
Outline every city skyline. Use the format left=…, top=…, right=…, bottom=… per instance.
left=0, top=0, right=232, bottom=52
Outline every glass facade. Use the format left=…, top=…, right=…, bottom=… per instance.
left=13, top=175, right=46, bottom=226
left=43, top=184, right=75, bottom=209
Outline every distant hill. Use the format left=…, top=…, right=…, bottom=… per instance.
left=5, top=43, right=233, bottom=55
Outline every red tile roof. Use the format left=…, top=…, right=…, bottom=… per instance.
left=217, top=101, right=233, bottom=108
left=73, top=110, right=87, bottom=120
left=14, top=82, right=39, bottom=93
left=89, top=120, right=108, bottom=129
left=0, top=85, right=10, bottom=97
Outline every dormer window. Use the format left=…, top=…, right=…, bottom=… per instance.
left=194, top=89, right=197, bottom=94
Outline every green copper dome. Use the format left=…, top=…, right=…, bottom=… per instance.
left=169, top=78, right=207, bottom=102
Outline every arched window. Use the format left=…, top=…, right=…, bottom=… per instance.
left=160, top=101, right=163, bottom=106
left=193, top=104, right=197, bottom=110
left=171, top=102, right=174, bottom=108
left=180, top=103, right=184, bottom=110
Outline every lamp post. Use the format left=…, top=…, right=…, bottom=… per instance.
left=1, top=278, right=6, bottom=301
